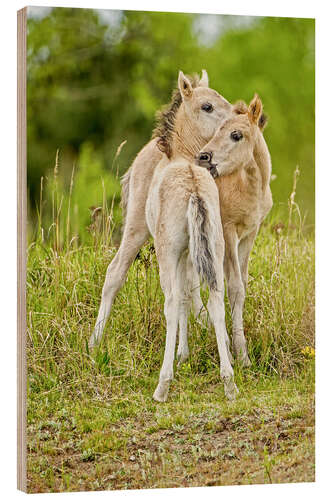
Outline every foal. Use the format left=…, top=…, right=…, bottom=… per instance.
left=198, top=94, right=273, bottom=364
left=146, top=156, right=237, bottom=402
left=90, top=70, right=233, bottom=347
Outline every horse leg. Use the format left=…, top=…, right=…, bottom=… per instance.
left=238, top=228, right=258, bottom=291
left=190, top=266, right=210, bottom=325
left=90, top=141, right=162, bottom=347
left=153, top=249, right=180, bottom=402
left=206, top=253, right=237, bottom=400
left=224, top=227, right=251, bottom=367
left=191, top=274, right=204, bottom=317
left=89, top=212, right=149, bottom=348
left=177, top=253, right=191, bottom=366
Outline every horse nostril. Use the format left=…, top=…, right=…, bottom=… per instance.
left=199, top=152, right=212, bottom=162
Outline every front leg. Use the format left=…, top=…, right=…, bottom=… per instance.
left=89, top=221, right=149, bottom=348
left=224, top=226, right=251, bottom=367
left=238, top=228, right=258, bottom=291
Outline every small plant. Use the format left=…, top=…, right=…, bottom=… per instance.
left=301, top=346, right=315, bottom=359
left=82, top=448, right=95, bottom=462
left=263, top=445, right=275, bottom=483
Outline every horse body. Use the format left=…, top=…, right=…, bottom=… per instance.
left=89, top=71, right=233, bottom=347
left=198, top=95, right=273, bottom=363
left=90, top=71, right=272, bottom=381
left=146, top=157, right=237, bottom=402
left=217, top=137, right=272, bottom=238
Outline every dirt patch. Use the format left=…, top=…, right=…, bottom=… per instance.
left=27, top=400, right=315, bottom=492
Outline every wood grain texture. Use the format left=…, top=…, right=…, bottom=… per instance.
left=17, top=6, right=27, bottom=493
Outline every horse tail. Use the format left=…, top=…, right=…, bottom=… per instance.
left=187, top=193, right=218, bottom=290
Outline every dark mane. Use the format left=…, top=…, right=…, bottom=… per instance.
left=152, top=74, right=201, bottom=158
left=233, top=99, right=268, bottom=131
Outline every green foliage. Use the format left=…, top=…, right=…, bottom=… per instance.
left=34, top=143, right=122, bottom=246
left=26, top=152, right=315, bottom=492
left=27, top=204, right=315, bottom=491
left=27, top=199, right=314, bottom=390
left=62, top=142, right=122, bottom=242
left=205, top=17, right=315, bottom=221
left=27, top=7, right=315, bottom=235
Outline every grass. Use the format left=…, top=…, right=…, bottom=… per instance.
left=26, top=166, right=315, bottom=492
left=27, top=368, right=314, bottom=492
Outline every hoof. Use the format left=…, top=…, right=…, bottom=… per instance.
left=153, top=392, right=168, bottom=403
left=176, top=350, right=189, bottom=367
left=241, top=354, right=251, bottom=368
left=153, top=381, right=170, bottom=403
left=223, top=377, right=239, bottom=401
left=88, top=339, right=96, bottom=350
left=88, top=335, right=99, bottom=350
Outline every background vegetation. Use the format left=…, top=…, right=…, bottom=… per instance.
left=26, top=7, right=315, bottom=492
left=27, top=7, right=315, bottom=243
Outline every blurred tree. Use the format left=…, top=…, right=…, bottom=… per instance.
left=27, top=8, right=200, bottom=206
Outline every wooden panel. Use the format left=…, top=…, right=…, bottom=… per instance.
left=17, top=6, right=27, bottom=493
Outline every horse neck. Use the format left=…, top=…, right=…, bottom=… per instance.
left=170, top=107, right=207, bottom=161
left=253, top=130, right=271, bottom=191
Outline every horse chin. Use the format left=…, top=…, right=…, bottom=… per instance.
left=208, top=164, right=219, bottom=178
left=195, top=157, right=219, bottom=179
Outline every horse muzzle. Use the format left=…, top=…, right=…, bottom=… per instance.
left=196, top=151, right=219, bottom=178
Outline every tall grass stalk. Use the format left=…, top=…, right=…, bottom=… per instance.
left=51, top=149, right=60, bottom=253
left=66, top=164, right=75, bottom=249
left=288, top=165, right=301, bottom=233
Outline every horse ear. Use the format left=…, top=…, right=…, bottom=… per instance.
left=248, top=94, right=263, bottom=124
left=178, top=71, right=193, bottom=100
left=199, top=69, right=209, bottom=87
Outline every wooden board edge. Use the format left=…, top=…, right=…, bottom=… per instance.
left=17, top=6, right=27, bottom=493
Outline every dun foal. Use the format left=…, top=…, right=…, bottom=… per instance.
left=90, top=70, right=233, bottom=347
left=146, top=156, right=237, bottom=402
left=90, top=72, right=271, bottom=372
left=198, top=95, right=273, bottom=364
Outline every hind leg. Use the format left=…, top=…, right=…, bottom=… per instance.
left=238, top=229, right=258, bottom=291
left=89, top=207, right=149, bottom=348
left=90, top=141, right=162, bottom=347
left=153, top=248, right=181, bottom=402
left=224, top=227, right=250, bottom=367
left=207, top=259, right=238, bottom=401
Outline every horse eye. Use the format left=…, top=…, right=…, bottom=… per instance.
left=201, top=103, right=213, bottom=113
left=230, top=130, right=243, bottom=142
